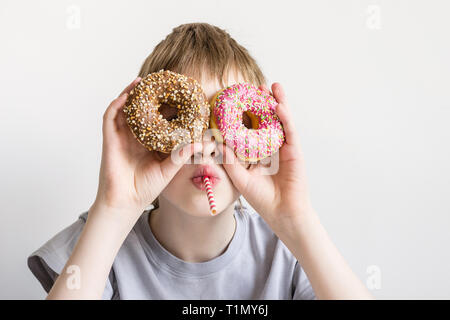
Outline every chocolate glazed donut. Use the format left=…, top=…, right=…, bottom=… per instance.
left=123, top=70, right=210, bottom=153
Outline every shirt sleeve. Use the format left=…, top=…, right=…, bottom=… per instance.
left=292, top=261, right=316, bottom=300
left=27, top=212, right=116, bottom=299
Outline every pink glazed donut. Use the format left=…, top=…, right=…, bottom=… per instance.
left=210, top=83, right=285, bottom=161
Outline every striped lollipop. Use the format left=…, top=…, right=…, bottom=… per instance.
left=203, top=176, right=217, bottom=215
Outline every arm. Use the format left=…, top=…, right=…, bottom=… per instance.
left=272, top=209, right=373, bottom=300
left=47, top=78, right=198, bottom=299
left=46, top=203, right=138, bottom=299
left=222, top=83, right=373, bottom=300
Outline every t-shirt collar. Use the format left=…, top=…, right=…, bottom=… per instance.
left=136, top=202, right=248, bottom=277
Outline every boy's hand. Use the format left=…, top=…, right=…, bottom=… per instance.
left=221, top=83, right=315, bottom=231
left=93, top=77, right=199, bottom=220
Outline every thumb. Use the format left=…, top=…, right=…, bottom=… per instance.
left=160, top=143, right=202, bottom=181
left=221, top=143, right=251, bottom=193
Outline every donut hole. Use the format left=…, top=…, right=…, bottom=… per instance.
left=242, top=111, right=259, bottom=129
left=159, top=103, right=179, bottom=121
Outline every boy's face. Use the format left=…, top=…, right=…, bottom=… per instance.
left=157, top=72, right=246, bottom=217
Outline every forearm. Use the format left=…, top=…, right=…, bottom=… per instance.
left=273, top=210, right=374, bottom=300
left=47, top=203, right=138, bottom=299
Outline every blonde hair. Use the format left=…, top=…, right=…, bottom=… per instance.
left=141, top=23, right=264, bottom=210
left=138, top=23, right=266, bottom=87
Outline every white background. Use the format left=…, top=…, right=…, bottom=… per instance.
left=1, top=0, right=449, bottom=299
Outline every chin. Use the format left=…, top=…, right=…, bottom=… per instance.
left=188, top=208, right=218, bottom=218
left=168, top=194, right=234, bottom=218
left=160, top=180, right=240, bottom=217
left=180, top=198, right=225, bottom=218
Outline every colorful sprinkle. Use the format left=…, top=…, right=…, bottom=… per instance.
left=211, top=83, right=285, bottom=161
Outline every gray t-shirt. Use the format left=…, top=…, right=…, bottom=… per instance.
left=28, top=201, right=316, bottom=300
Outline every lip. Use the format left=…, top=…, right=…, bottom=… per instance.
left=191, top=165, right=221, bottom=191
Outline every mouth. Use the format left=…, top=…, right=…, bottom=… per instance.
left=191, top=165, right=221, bottom=191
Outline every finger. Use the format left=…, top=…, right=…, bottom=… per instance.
left=159, top=143, right=202, bottom=181
left=247, top=159, right=269, bottom=175
left=220, top=143, right=251, bottom=193
left=104, top=77, right=141, bottom=124
left=259, top=84, right=271, bottom=95
left=103, top=77, right=142, bottom=136
left=271, top=82, right=288, bottom=105
left=103, top=93, right=129, bottom=136
left=271, top=82, right=300, bottom=147
left=119, top=77, right=141, bottom=97
left=115, top=103, right=130, bottom=131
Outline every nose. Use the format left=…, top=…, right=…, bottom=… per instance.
left=193, top=132, right=220, bottom=164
